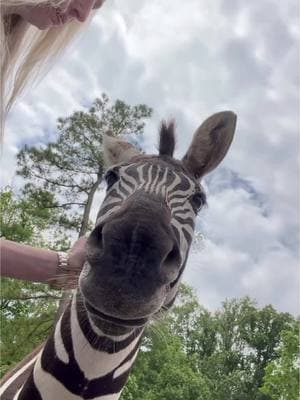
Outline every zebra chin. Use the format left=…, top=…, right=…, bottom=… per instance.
left=78, top=261, right=169, bottom=332
left=85, top=298, right=149, bottom=327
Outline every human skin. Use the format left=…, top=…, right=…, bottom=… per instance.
left=0, top=236, right=87, bottom=284
left=3, top=0, right=105, bottom=30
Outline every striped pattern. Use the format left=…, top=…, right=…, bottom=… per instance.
left=1, top=109, right=237, bottom=400
left=2, top=160, right=204, bottom=400
left=1, top=291, right=143, bottom=400
left=98, top=162, right=202, bottom=266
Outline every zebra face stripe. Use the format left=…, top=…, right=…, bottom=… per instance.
left=80, top=158, right=206, bottom=326
left=4, top=113, right=236, bottom=400
left=98, top=161, right=204, bottom=263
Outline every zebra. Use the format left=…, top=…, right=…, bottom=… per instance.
left=0, top=111, right=237, bottom=400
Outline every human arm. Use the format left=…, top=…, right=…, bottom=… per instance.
left=0, top=237, right=87, bottom=285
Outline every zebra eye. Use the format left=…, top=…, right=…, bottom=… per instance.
left=104, top=170, right=119, bottom=189
left=190, top=192, right=206, bottom=212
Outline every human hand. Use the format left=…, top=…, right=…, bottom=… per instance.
left=68, top=236, right=88, bottom=274
left=53, top=236, right=88, bottom=289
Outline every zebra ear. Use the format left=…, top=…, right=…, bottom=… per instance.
left=182, top=111, right=237, bottom=179
left=103, top=133, right=141, bottom=167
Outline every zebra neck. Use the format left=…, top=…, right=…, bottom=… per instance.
left=16, top=290, right=144, bottom=400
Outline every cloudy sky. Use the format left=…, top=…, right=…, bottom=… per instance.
left=2, top=0, right=299, bottom=316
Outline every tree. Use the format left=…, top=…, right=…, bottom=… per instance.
left=201, top=298, right=293, bottom=400
left=120, top=287, right=295, bottom=400
left=0, top=278, right=61, bottom=377
left=1, top=96, right=152, bottom=377
left=0, top=187, right=69, bottom=248
left=16, top=94, right=152, bottom=238
left=260, top=320, right=300, bottom=400
left=121, top=315, right=212, bottom=400
left=0, top=188, right=64, bottom=377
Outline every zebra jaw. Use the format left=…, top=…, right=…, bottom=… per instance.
left=78, top=261, right=173, bottom=330
left=84, top=299, right=149, bottom=327
left=79, top=262, right=152, bottom=328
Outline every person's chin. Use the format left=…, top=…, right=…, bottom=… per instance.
left=31, top=19, right=53, bottom=30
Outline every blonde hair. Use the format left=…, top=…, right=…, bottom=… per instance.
left=0, top=0, right=93, bottom=139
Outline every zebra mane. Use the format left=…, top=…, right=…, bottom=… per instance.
left=159, top=120, right=176, bottom=157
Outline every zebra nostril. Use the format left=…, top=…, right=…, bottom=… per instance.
left=163, top=245, right=181, bottom=270
left=89, top=224, right=103, bottom=247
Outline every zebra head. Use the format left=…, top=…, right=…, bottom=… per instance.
left=79, top=111, right=237, bottom=331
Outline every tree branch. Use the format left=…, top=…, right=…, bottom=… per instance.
left=37, top=202, right=86, bottom=209
left=22, top=318, right=55, bottom=343
left=5, top=294, right=62, bottom=301
left=30, top=172, right=89, bottom=192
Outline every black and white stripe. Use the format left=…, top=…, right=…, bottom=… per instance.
left=98, top=162, right=203, bottom=267
left=1, top=161, right=202, bottom=400
left=1, top=290, right=143, bottom=400
left=1, top=110, right=237, bottom=400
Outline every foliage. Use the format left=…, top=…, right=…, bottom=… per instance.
left=0, top=187, right=69, bottom=248
left=1, top=95, right=152, bottom=377
left=120, top=288, right=296, bottom=400
left=16, top=94, right=152, bottom=237
left=1, top=96, right=297, bottom=397
left=260, top=320, right=300, bottom=400
left=0, top=188, right=64, bottom=377
left=123, top=328, right=212, bottom=400
left=0, top=278, right=61, bottom=377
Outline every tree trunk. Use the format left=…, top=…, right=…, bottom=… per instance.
left=78, top=177, right=102, bottom=237
left=55, top=175, right=102, bottom=322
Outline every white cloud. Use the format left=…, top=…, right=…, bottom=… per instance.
left=186, top=238, right=299, bottom=315
left=2, top=0, right=299, bottom=316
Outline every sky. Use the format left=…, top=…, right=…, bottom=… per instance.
left=2, top=0, right=299, bottom=316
